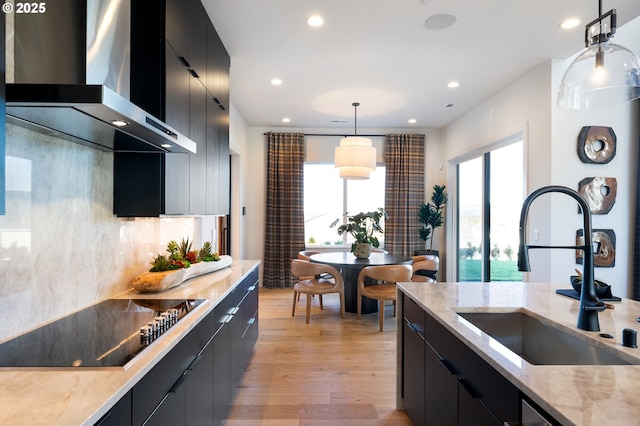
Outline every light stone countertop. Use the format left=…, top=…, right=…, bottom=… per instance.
left=0, top=260, right=260, bottom=426
left=397, top=281, right=640, bottom=426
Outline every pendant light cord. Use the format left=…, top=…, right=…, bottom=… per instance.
left=352, top=102, right=359, bottom=137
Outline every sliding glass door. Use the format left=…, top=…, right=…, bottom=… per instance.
left=456, top=138, right=524, bottom=282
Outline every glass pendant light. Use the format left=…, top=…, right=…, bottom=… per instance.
left=334, top=103, right=377, bottom=179
left=557, top=0, right=640, bottom=109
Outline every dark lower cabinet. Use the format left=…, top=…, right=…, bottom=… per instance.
left=212, top=323, right=232, bottom=425
left=94, top=390, right=132, bottom=426
left=185, top=337, right=215, bottom=425
left=402, top=298, right=425, bottom=425
left=401, top=293, right=520, bottom=426
left=458, top=381, right=502, bottom=426
left=424, top=338, right=458, bottom=425
left=132, top=326, right=198, bottom=425
left=97, top=266, right=259, bottom=426
left=143, top=382, right=187, bottom=426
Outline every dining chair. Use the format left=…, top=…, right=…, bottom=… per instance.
left=411, top=254, right=439, bottom=282
left=357, top=264, right=413, bottom=331
left=296, top=250, right=323, bottom=302
left=291, top=259, right=345, bottom=324
left=298, top=250, right=321, bottom=261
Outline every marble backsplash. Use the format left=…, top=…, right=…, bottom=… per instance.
left=0, top=124, right=212, bottom=343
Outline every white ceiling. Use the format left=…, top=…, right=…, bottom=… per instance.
left=202, top=0, right=640, bottom=129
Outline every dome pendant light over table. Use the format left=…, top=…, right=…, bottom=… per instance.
left=334, top=102, right=377, bottom=179
left=557, top=0, right=640, bottom=109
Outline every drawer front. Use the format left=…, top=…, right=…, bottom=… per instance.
left=132, top=326, right=198, bottom=425
left=402, top=293, right=426, bottom=337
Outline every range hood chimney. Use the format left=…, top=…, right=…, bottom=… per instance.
left=5, top=0, right=196, bottom=154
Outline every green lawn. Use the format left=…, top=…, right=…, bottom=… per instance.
left=458, top=259, right=522, bottom=281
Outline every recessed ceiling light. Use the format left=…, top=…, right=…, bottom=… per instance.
left=111, top=120, right=129, bottom=127
left=307, top=15, right=324, bottom=27
left=282, top=118, right=291, bottom=123
left=161, top=143, right=173, bottom=148
left=447, top=81, right=459, bottom=88
left=408, top=118, right=417, bottom=124
left=425, top=13, right=457, bottom=30
left=560, top=18, right=581, bottom=29
left=271, top=78, right=282, bottom=86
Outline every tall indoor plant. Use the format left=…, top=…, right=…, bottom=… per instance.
left=418, top=185, right=448, bottom=255
left=331, top=207, right=387, bottom=258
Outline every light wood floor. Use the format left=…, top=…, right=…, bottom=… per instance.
left=225, top=287, right=412, bottom=425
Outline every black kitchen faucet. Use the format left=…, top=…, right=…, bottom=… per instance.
left=517, top=185, right=605, bottom=331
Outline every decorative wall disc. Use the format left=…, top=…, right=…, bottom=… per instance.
left=578, top=177, right=617, bottom=214
left=577, top=126, right=616, bottom=164
left=575, top=229, right=616, bottom=267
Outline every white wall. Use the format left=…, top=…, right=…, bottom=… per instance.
left=549, top=17, right=640, bottom=298
left=228, top=104, right=250, bottom=262
left=441, top=16, right=640, bottom=297
left=442, top=61, right=553, bottom=282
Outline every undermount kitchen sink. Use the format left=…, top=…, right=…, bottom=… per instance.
left=456, top=311, right=634, bottom=365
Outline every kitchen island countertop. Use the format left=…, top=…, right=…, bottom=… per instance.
left=397, top=281, right=640, bottom=426
left=0, top=259, right=260, bottom=426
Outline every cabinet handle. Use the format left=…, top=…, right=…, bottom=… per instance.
left=187, top=353, right=202, bottom=371
left=438, top=358, right=457, bottom=376
left=222, top=314, right=233, bottom=324
left=458, top=378, right=481, bottom=399
left=188, top=68, right=200, bottom=78
left=405, top=320, right=418, bottom=333
left=169, top=371, right=188, bottom=394
left=179, top=56, right=191, bottom=68
left=248, top=285, right=256, bottom=291
left=248, top=317, right=256, bottom=325
left=230, top=306, right=240, bottom=315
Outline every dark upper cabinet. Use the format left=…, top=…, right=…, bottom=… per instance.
left=206, top=24, right=230, bottom=111
left=116, top=0, right=230, bottom=217
left=189, top=77, right=208, bottom=214
left=206, top=97, right=230, bottom=215
left=165, top=42, right=191, bottom=136
left=166, top=0, right=207, bottom=80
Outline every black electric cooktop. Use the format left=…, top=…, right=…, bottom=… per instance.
left=0, top=298, right=205, bottom=368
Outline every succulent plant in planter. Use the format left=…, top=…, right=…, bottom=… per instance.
left=419, top=185, right=448, bottom=254
left=331, top=207, right=387, bottom=258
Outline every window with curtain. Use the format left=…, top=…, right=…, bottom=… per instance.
left=303, top=163, right=386, bottom=247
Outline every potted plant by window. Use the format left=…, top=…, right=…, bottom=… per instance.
left=418, top=185, right=447, bottom=256
left=331, top=207, right=387, bottom=258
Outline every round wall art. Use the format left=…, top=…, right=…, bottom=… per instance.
left=578, top=177, right=617, bottom=214
left=577, top=126, right=616, bottom=164
left=575, top=229, right=616, bottom=268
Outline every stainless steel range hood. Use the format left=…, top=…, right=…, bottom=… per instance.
left=5, top=0, right=196, bottom=154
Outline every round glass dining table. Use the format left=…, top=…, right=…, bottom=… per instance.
left=309, top=252, right=412, bottom=314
